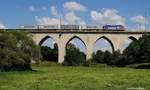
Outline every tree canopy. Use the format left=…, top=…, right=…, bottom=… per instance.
left=40, top=43, right=58, bottom=62
left=0, top=31, right=41, bottom=71
left=64, top=43, right=86, bottom=66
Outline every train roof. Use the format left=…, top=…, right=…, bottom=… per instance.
left=103, top=25, right=124, bottom=27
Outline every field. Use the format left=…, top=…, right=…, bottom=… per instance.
left=0, top=62, right=150, bottom=90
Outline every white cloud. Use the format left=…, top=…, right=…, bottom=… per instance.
left=36, top=11, right=86, bottom=25
left=0, top=23, right=6, bottom=29
left=35, top=5, right=66, bottom=25
left=29, top=6, right=35, bottom=11
left=63, top=1, right=86, bottom=12
left=35, top=16, right=63, bottom=25
left=130, top=25, right=146, bottom=31
left=131, top=16, right=146, bottom=24
left=65, top=12, right=79, bottom=24
left=63, top=2, right=86, bottom=24
left=50, top=6, right=59, bottom=17
left=35, top=2, right=86, bottom=25
left=91, top=8, right=125, bottom=26
left=130, top=16, right=147, bottom=31
left=64, top=12, right=86, bottom=25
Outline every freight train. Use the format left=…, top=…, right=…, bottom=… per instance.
left=21, top=25, right=125, bottom=31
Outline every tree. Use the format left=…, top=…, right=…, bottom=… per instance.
left=53, top=43, right=58, bottom=61
left=122, top=34, right=150, bottom=65
left=122, top=39, right=141, bottom=64
left=109, top=50, right=123, bottom=66
left=139, top=35, right=150, bottom=63
left=104, top=50, right=113, bottom=65
left=40, top=44, right=58, bottom=62
left=92, top=50, right=105, bottom=63
left=0, top=31, right=41, bottom=71
left=92, top=50, right=123, bottom=66
left=12, top=31, right=41, bottom=62
left=64, top=43, right=86, bottom=66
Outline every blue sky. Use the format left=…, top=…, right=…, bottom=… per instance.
left=0, top=0, right=150, bottom=30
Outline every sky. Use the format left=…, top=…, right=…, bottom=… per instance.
left=0, top=0, right=150, bottom=30
left=0, top=0, right=148, bottom=52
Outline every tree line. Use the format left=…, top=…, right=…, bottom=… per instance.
left=63, top=34, right=150, bottom=68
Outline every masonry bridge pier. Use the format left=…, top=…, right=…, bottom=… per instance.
left=24, top=29, right=150, bottom=63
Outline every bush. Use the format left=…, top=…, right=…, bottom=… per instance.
left=63, top=44, right=86, bottom=66
left=126, top=63, right=150, bottom=69
left=83, top=58, right=94, bottom=67
left=109, top=50, right=123, bottom=66
left=122, top=34, right=150, bottom=65
left=92, top=50, right=126, bottom=67
left=92, top=50, right=105, bottom=63
left=40, top=44, right=58, bottom=62
left=0, top=31, right=41, bottom=71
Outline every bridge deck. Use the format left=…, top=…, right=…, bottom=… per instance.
left=2, top=29, right=150, bottom=34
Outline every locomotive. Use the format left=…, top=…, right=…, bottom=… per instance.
left=102, top=25, right=125, bottom=31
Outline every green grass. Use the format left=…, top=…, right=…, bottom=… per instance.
left=0, top=62, right=150, bottom=90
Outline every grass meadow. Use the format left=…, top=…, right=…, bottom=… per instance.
left=0, top=62, right=150, bottom=90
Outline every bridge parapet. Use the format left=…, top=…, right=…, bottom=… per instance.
left=13, top=29, right=150, bottom=34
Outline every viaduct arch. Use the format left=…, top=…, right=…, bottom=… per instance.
left=94, top=36, right=115, bottom=53
left=27, top=30, right=149, bottom=63
left=66, top=36, right=87, bottom=49
left=39, top=36, right=57, bottom=46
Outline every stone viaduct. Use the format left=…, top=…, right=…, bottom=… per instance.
left=24, top=29, right=149, bottom=63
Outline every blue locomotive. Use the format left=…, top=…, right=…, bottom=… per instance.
left=102, top=25, right=125, bottom=31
